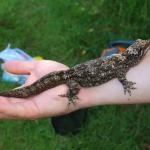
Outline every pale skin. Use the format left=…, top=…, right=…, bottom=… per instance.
left=0, top=51, right=150, bottom=119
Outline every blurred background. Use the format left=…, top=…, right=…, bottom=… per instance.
left=0, top=0, right=149, bottom=149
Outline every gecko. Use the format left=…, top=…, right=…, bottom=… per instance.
left=0, top=39, right=149, bottom=104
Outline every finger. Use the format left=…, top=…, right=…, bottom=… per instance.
left=3, top=60, right=35, bottom=75
left=0, top=110, right=18, bottom=119
left=14, top=74, right=37, bottom=88
left=0, top=114, right=11, bottom=119
left=24, top=74, right=38, bottom=85
left=0, top=97, right=27, bottom=119
left=0, top=98, right=40, bottom=119
left=0, top=97, right=26, bottom=103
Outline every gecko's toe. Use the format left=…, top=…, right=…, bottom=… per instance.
left=58, top=94, right=67, bottom=97
left=68, top=96, right=79, bottom=106
left=58, top=93, right=79, bottom=106
left=123, top=81, right=137, bottom=96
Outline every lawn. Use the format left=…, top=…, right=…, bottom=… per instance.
left=0, top=0, right=150, bottom=149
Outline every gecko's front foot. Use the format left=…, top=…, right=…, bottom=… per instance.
left=123, top=81, right=136, bottom=96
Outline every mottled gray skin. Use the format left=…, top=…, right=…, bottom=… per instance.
left=0, top=39, right=150, bottom=104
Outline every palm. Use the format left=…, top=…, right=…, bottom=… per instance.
left=0, top=60, right=78, bottom=119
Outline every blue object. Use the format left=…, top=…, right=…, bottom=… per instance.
left=101, top=47, right=119, bottom=57
left=0, top=44, right=33, bottom=85
left=108, top=40, right=135, bottom=48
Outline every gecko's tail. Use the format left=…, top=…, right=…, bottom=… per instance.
left=0, top=69, right=70, bottom=98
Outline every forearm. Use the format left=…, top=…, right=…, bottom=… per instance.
left=79, top=79, right=149, bottom=108
left=78, top=52, right=150, bottom=109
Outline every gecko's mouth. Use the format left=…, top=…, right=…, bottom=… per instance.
left=135, top=39, right=150, bottom=53
left=145, top=39, right=150, bottom=50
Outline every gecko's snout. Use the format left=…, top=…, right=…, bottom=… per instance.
left=136, top=39, right=150, bottom=46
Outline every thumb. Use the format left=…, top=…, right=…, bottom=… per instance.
left=3, top=60, right=34, bottom=75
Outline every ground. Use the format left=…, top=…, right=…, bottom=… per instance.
left=0, top=0, right=150, bottom=149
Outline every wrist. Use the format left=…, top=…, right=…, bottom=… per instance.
left=77, top=79, right=140, bottom=108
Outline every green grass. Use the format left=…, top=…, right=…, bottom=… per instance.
left=0, top=0, right=150, bottom=149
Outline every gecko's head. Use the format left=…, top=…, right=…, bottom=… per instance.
left=124, top=39, right=150, bottom=61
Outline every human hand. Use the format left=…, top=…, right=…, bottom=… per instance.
left=0, top=60, right=82, bottom=119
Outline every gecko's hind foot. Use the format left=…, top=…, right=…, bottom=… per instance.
left=58, top=94, right=67, bottom=97
left=59, top=94, right=79, bottom=105
left=68, top=96, right=79, bottom=106
left=58, top=79, right=80, bottom=106
left=123, top=81, right=137, bottom=96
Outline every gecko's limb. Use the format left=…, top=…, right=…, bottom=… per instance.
left=120, top=79, right=136, bottom=96
left=59, top=79, right=81, bottom=105
left=117, top=70, right=136, bottom=96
